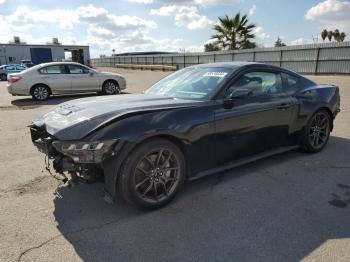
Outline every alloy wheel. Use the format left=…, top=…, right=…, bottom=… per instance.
left=308, top=111, right=330, bottom=149
left=104, top=81, right=118, bottom=95
left=133, top=148, right=180, bottom=203
left=33, top=86, right=49, bottom=100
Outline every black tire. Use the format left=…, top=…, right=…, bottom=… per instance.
left=31, top=85, right=50, bottom=101
left=300, top=109, right=331, bottom=153
left=119, top=138, right=186, bottom=209
left=0, top=74, right=7, bottom=81
left=102, top=80, right=120, bottom=95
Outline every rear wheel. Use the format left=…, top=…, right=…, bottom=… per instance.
left=102, top=80, right=120, bottom=95
left=31, top=85, right=50, bottom=101
left=119, top=138, right=185, bottom=209
left=300, top=109, right=331, bottom=153
left=0, top=74, right=7, bottom=81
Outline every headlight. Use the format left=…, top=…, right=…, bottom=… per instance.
left=52, top=140, right=118, bottom=163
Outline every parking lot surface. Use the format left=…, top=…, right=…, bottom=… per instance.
left=0, top=69, right=350, bottom=262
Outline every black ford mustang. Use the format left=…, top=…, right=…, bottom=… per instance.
left=30, top=62, right=340, bottom=209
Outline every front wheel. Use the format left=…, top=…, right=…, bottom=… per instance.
left=102, top=80, right=120, bottom=95
left=119, top=139, right=185, bottom=209
left=300, top=109, right=331, bottom=153
left=31, top=85, right=50, bottom=101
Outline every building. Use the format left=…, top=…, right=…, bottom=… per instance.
left=0, top=37, right=90, bottom=66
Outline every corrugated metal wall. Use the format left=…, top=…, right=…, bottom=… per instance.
left=91, top=42, right=350, bottom=74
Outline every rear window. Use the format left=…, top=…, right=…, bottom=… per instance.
left=68, top=65, right=90, bottom=74
left=284, top=73, right=300, bottom=90
left=39, top=65, right=66, bottom=74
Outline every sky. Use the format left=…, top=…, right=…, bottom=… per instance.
left=0, top=0, right=349, bottom=58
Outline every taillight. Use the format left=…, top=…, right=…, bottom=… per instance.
left=8, top=77, right=22, bottom=83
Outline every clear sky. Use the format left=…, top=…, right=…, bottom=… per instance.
left=0, top=0, right=349, bottom=57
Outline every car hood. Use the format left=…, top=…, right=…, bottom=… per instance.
left=34, top=94, right=199, bottom=140
left=99, top=71, right=123, bottom=77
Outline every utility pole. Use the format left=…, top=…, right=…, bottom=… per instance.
left=112, top=49, right=116, bottom=66
left=179, top=48, right=186, bottom=68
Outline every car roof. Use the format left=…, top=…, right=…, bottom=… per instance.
left=37, top=62, right=86, bottom=67
left=190, top=61, right=284, bottom=70
left=189, top=61, right=306, bottom=78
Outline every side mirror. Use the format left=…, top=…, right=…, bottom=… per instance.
left=89, top=69, right=94, bottom=75
left=223, top=88, right=253, bottom=109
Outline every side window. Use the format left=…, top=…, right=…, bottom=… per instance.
left=16, top=66, right=26, bottom=70
left=284, top=73, right=299, bottom=91
left=226, top=71, right=282, bottom=97
left=39, top=65, right=65, bottom=74
left=68, top=65, right=89, bottom=74
left=5, top=66, right=15, bottom=71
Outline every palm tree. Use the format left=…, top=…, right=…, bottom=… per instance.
left=321, top=29, right=328, bottom=42
left=327, top=30, right=333, bottom=42
left=333, top=29, right=341, bottom=42
left=211, top=12, right=256, bottom=50
left=340, top=32, right=346, bottom=42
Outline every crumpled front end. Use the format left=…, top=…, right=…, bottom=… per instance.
left=30, top=124, right=118, bottom=183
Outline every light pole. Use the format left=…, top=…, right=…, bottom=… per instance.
left=112, top=49, right=116, bottom=66
left=179, top=48, right=186, bottom=68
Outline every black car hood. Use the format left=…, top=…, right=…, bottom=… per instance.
left=33, top=94, right=199, bottom=140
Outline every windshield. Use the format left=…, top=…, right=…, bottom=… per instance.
left=145, top=67, right=235, bottom=100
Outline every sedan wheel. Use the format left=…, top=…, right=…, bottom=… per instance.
left=120, top=139, right=185, bottom=209
left=103, top=81, right=119, bottom=95
left=0, top=74, right=7, bottom=81
left=301, top=109, right=331, bottom=153
left=32, top=85, right=50, bottom=101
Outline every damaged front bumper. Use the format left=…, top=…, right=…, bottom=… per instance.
left=30, top=125, right=118, bottom=180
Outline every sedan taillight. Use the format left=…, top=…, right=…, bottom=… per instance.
left=8, top=77, right=22, bottom=83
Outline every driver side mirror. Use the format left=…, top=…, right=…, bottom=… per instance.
left=89, top=69, right=94, bottom=75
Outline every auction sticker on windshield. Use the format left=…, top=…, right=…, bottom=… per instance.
left=203, top=72, right=228, bottom=77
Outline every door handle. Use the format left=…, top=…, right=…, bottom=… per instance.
left=277, top=103, right=290, bottom=110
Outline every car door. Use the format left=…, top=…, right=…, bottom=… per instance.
left=67, top=64, right=99, bottom=93
left=38, top=65, right=71, bottom=94
left=213, top=69, right=294, bottom=167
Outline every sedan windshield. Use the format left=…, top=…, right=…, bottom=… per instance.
left=145, top=67, right=235, bottom=100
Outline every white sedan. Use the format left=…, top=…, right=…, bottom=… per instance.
left=7, top=62, right=126, bottom=100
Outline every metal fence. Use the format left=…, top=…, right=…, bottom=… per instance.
left=91, top=41, right=350, bottom=74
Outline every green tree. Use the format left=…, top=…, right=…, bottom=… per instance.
left=327, top=30, right=333, bottom=41
left=321, top=29, right=328, bottom=42
left=241, top=40, right=257, bottom=49
left=340, top=32, right=346, bottom=42
left=204, top=43, right=221, bottom=52
left=211, top=12, right=256, bottom=50
left=333, top=29, right=341, bottom=42
left=274, top=36, right=286, bottom=47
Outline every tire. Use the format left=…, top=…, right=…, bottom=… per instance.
left=31, top=85, right=50, bottom=101
left=102, top=80, right=120, bottom=95
left=0, top=74, right=7, bottom=81
left=300, top=109, right=331, bottom=153
left=119, top=138, right=186, bottom=209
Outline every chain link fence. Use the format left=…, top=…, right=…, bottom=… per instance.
left=91, top=42, right=350, bottom=74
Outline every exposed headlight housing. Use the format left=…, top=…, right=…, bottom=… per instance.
left=52, top=140, right=118, bottom=163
